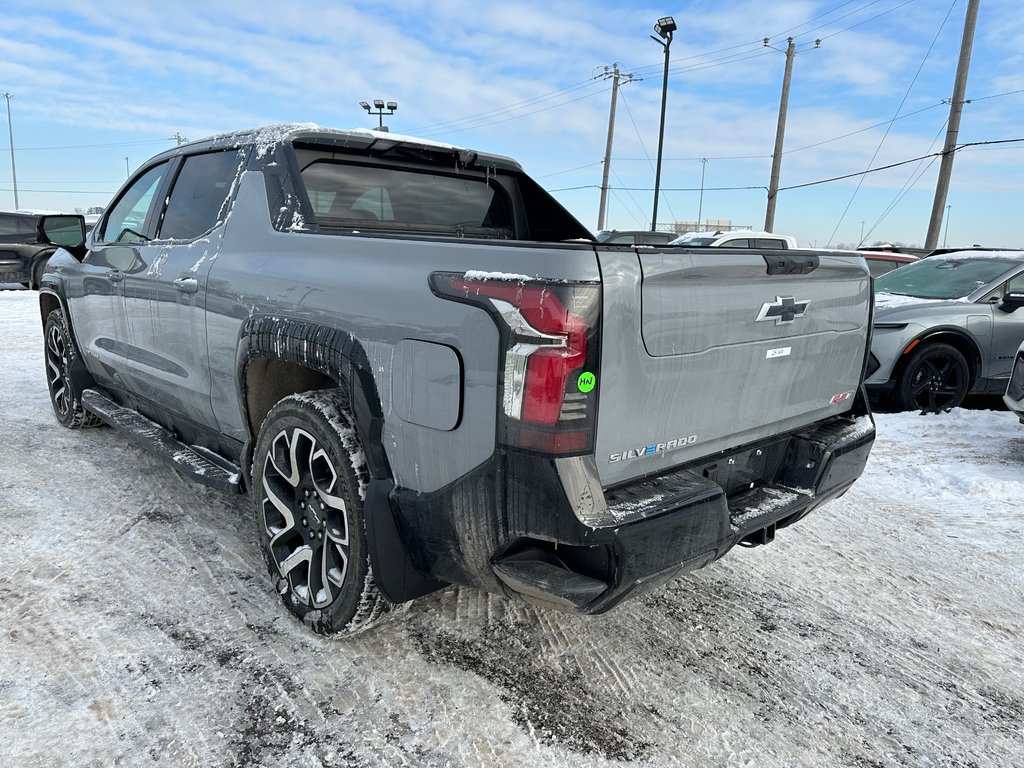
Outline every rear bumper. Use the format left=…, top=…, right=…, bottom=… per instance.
left=382, top=402, right=875, bottom=613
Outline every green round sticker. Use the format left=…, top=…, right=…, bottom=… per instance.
left=577, top=371, right=596, bottom=393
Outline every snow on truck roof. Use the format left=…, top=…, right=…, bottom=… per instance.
left=167, top=123, right=522, bottom=170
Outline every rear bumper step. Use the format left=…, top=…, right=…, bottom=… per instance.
left=81, top=389, right=242, bottom=493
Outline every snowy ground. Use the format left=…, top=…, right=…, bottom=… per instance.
left=2, top=286, right=1023, bottom=768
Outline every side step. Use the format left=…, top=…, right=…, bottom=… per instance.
left=82, top=389, right=243, bottom=493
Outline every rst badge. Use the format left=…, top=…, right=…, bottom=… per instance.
left=756, top=296, right=811, bottom=325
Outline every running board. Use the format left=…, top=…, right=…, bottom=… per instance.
left=81, top=389, right=243, bottom=493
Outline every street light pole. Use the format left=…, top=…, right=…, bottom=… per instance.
left=650, top=16, right=676, bottom=231
left=2, top=92, right=19, bottom=210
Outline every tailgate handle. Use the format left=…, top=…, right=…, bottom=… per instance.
left=764, top=253, right=819, bottom=275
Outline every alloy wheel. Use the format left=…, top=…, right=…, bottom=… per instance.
left=45, top=322, right=72, bottom=419
left=259, top=426, right=350, bottom=609
left=908, top=351, right=968, bottom=412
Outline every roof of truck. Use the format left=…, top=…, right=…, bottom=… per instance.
left=156, top=124, right=524, bottom=172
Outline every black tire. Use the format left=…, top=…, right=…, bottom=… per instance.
left=43, top=309, right=102, bottom=429
left=252, top=390, right=395, bottom=635
left=895, top=342, right=970, bottom=413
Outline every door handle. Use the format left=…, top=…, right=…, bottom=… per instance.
left=173, top=277, right=199, bottom=294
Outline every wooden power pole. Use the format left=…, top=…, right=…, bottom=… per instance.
left=925, top=0, right=980, bottom=249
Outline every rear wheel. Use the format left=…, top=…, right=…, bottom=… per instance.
left=43, top=308, right=101, bottom=429
left=252, top=390, right=395, bottom=635
left=895, top=342, right=970, bottom=413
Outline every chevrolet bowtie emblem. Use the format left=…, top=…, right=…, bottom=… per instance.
left=756, top=296, right=811, bottom=325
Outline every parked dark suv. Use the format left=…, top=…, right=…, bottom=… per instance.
left=0, top=212, right=61, bottom=288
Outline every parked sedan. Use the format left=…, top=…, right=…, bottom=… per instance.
left=1005, top=340, right=1024, bottom=424
left=0, top=211, right=59, bottom=288
left=866, top=250, right=1024, bottom=411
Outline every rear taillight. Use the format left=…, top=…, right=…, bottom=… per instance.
left=431, top=272, right=601, bottom=455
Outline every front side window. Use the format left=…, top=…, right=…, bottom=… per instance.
left=721, top=238, right=750, bottom=248
left=1004, top=272, right=1024, bottom=296
left=101, top=163, right=168, bottom=243
left=159, top=150, right=245, bottom=240
left=298, top=160, right=512, bottom=238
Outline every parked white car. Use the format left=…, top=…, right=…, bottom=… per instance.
left=668, top=230, right=798, bottom=250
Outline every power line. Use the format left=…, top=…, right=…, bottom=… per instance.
left=860, top=118, right=948, bottom=244
left=421, top=85, right=607, bottom=138
left=556, top=138, right=1024, bottom=196
left=408, top=79, right=601, bottom=135
left=825, top=0, right=957, bottom=246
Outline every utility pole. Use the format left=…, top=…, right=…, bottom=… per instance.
left=596, top=64, right=635, bottom=231
left=925, top=0, right=980, bottom=250
left=124, top=156, right=130, bottom=178
left=696, top=158, right=708, bottom=230
left=763, top=37, right=820, bottom=232
left=171, top=132, right=187, bottom=146
left=2, top=92, right=18, bottom=210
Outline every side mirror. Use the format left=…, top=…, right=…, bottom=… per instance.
left=38, top=214, right=86, bottom=249
left=997, top=292, right=1024, bottom=313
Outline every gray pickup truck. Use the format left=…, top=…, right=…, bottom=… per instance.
left=37, top=125, right=875, bottom=635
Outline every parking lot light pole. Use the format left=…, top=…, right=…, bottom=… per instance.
left=650, top=16, right=676, bottom=231
left=2, top=92, right=18, bottom=210
left=361, top=99, right=398, bottom=132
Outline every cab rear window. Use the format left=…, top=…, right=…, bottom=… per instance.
left=297, top=157, right=513, bottom=239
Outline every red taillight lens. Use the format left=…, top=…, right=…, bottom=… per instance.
left=431, top=272, right=601, bottom=455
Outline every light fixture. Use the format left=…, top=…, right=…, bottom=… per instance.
left=654, top=16, right=676, bottom=38
left=360, top=99, right=399, bottom=132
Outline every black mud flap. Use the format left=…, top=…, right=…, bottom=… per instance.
left=364, top=478, right=447, bottom=604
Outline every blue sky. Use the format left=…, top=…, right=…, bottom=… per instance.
left=1, top=0, right=1021, bottom=247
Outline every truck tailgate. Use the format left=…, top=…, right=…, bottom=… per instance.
left=594, top=247, right=871, bottom=488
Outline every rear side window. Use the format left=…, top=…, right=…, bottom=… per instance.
left=755, top=238, right=787, bottom=249
left=0, top=214, right=37, bottom=237
left=300, top=161, right=512, bottom=238
left=159, top=150, right=245, bottom=240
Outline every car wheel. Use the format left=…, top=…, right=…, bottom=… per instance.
left=43, top=308, right=102, bottom=429
left=895, top=342, right=970, bottom=413
left=252, top=390, right=395, bottom=635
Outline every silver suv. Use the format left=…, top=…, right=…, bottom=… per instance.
left=866, top=251, right=1024, bottom=411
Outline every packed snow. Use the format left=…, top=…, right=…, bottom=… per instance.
left=1, top=287, right=1022, bottom=767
